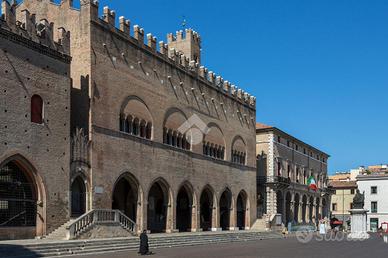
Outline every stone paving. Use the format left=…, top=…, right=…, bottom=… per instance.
left=60, top=233, right=387, bottom=258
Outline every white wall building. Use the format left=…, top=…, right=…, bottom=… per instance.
left=357, top=173, right=388, bottom=232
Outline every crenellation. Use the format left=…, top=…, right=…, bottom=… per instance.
left=185, top=28, right=201, bottom=43
left=14, top=0, right=255, bottom=107
left=167, top=32, right=175, bottom=43
left=2, top=0, right=17, bottom=27
left=37, top=19, right=54, bottom=45
left=207, top=71, right=214, bottom=83
left=158, top=41, right=168, bottom=56
left=103, top=6, right=115, bottom=27
left=57, top=27, right=70, bottom=53
left=183, top=55, right=190, bottom=68
left=88, top=0, right=99, bottom=21
left=119, top=16, right=130, bottom=35
left=133, top=25, right=144, bottom=44
left=146, top=33, right=157, bottom=51
left=61, top=0, right=73, bottom=8
left=237, top=89, right=242, bottom=99
left=189, top=60, right=197, bottom=72
left=176, top=30, right=183, bottom=40
left=223, top=80, right=230, bottom=92
left=0, top=3, right=70, bottom=56
left=19, top=9, right=35, bottom=35
left=199, top=66, right=205, bottom=78
left=215, top=76, right=223, bottom=88
left=231, top=85, right=237, bottom=96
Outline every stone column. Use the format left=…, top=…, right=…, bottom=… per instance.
left=282, top=194, right=287, bottom=224
left=290, top=194, right=295, bottom=223
left=136, top=190, right=144, bottom=233
left=191, top=197, right=199, bottom=232
left=312, top=204, right=317, bottom=225
left=306, top=202, right=310, bottom=223
left=298, top=202, right=303, bottom=223
left=211, top=201, right=220, bottom=231
left=229, top=198, right=236, bottom=231
left=165, top=193, right=175, bottom=233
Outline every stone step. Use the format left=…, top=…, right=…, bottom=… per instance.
left=0, top=232, right=282, bottom=257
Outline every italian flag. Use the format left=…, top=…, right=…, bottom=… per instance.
left=307, top=176, right=317, bottom=191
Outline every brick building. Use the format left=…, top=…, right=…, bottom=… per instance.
left=256, top=123, right=331, bottom=229
left=0, top=0, right=257, bottom=239
left=0, top=0, right=71, bottom=239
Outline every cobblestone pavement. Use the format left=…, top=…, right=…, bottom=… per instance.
left=60, top=233, right=387, bottom=258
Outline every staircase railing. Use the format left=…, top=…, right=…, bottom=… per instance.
left=66, top=209, right=136, bottom=240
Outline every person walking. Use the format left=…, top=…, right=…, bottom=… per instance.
left=139, top=230, right=151, bottom=255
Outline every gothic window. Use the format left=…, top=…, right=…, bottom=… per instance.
left=146, top=123, right=152, bottom=139
left=232, top=150, right=246, bottom=165
left=203, top=141, right=225, bottom=160
left=139, top=120, right=146, bottom=138
left=132, top=118, right=139, bottom=136
left=120, top=97, right=153, bottom=140
left=31, top=95, right=43, bottom=124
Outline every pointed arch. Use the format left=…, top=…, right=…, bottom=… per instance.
left=0, top=154, right=46, bottom=238
left=112, top=172, right=142, bottom=225
left=199, top=184, right=216, bottom=231
left=236, top=190, right=249, bottom=230
left=219, top=187, right=233, bottom=230
left=176, top=181, right=196, bottom=232
left=147, top=177, right=173, bottom=233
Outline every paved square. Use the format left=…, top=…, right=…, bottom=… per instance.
left=64, top=234, right=387, bottom=258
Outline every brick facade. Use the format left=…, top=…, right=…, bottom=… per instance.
left=0, top=0, right=258, bottom=238
left=0, top=0, right=71, bottom=240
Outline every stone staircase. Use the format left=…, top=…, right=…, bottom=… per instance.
left=0, top=231, right=282, bottom=257
left=45, top=220, right=77, bottom=240
left=251, top=218, right=268, bottom=231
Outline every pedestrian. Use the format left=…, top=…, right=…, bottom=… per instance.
left=281, top=223, right=288, bottom=239
left=139, top=230, right=152, bottom=255
left=378, top=226, right=383, bottom=238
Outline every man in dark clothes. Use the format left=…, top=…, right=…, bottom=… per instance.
left=139, top=230, right=150, bottom=255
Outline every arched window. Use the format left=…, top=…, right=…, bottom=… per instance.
left=132, top=118, right=139, bottom=136
left=146, top=123, right=152, bottom=140
left=140, top=120, right=146, bottom=138
left=120, top=97, right=153, bottom=139
left=31, top=95, right=43, bottom=124
left=119, top=114, right=125, bottom=132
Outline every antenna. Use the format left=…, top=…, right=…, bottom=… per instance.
left=181, top=15, right=187, bottom=29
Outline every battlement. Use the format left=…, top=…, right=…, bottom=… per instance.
left=12, top=0, right=255, bottom=108
left=167, top=29, right=201, bottom=44
left=0, top=0, right=70, bottom=56
left=90, top=3, right=255, bottom=108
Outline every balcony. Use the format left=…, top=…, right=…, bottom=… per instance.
left=257, top=176, right=291, bottom=190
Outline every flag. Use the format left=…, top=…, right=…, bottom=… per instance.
left=307, top=176, right=317, bottom=191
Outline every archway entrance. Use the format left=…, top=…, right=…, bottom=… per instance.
left=294, top=194, right=300, bottom=223
left=147, top=180, right=169, bottom=233
left=112, top=175, right=138, bottom=222
left=302, top=195, right=307, bottom=223
left=200, top=187, right=213, bottom=231
left=176, top=185, right=192, bottom=232
left=71, top=176, right=86, bottom=217
left=0, top=160, right=38, bottom=238
left=236, top=191, right=247, bottom=230
left=285, top=192, right=291, bottom=224
left=219, top=189, right=232, bottom=230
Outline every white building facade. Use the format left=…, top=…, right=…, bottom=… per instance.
left=357, top=174, right=388, bottom=232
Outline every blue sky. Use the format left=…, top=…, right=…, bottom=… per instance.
left=75, top=0, right=387, bottom=173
